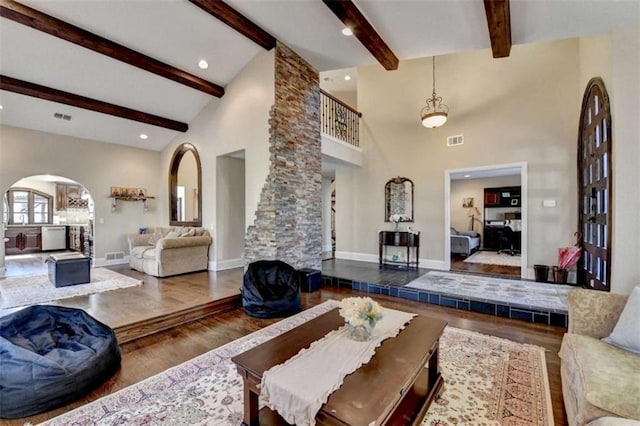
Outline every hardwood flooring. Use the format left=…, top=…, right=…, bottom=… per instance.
left=450, top=254, right=521, bottom=278
left=3, top=284, right=568, bottom=426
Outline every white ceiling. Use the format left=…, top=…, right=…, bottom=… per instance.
left=1, top=0, right=637, bottom=151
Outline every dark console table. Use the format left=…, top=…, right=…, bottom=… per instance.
left=379, top=231, right=420, bottom=268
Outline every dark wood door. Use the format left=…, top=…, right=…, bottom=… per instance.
left=577, top=78, right=612, bottom=291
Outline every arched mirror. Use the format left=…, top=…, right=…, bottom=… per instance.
left=169, top=143, right=202, bottom=226
left=385, top=177, right=414, bottom=222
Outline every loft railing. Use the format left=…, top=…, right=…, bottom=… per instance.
left=321, top=89, right=362, bottom=148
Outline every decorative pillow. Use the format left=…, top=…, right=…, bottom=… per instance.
left=602, top=285, right=640, bottom=354
left=147, top=231, right=163, bottom=245
left=165, top=231, right=181, bottom=239
left=180, top=229, right=195, bottom=238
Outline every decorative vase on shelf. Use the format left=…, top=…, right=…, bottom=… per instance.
left=348, top=322, right=374, bottom=341
left=393, top=221, right=399, bottom=231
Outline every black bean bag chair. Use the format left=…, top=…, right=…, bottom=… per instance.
left=242, top=260, right=302, bottom=319
left=0, top=305, right=121, bottom=419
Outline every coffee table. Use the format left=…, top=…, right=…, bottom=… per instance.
left=232, top=308, right=447, bottom=426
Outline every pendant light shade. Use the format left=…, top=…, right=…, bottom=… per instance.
left=420, top=56, right=449, bottom=128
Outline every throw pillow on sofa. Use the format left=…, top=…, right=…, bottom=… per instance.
left=165, top=231, right=181, bottom=238
left=603, top=285, right=640, bottom=354
left=180, top=229, right=195, bottom=238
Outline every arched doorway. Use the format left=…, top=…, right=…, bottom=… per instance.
left=2, top=174, right=94, bottom=277
left=577, top=78, right=612, bottom=291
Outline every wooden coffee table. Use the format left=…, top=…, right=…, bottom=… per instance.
left=231, top=308, right=447, bottom=426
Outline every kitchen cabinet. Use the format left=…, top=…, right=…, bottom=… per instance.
left=56, top=184, right=87, bottom=210
left=4, top=227, right=42, bottom=254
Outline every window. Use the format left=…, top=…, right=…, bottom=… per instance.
left=6, top=188, right=53, bottom=225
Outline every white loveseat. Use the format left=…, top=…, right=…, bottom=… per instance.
left=559, top=289, right=640, bottom=425
left=128, top=226, right=212, bottom=277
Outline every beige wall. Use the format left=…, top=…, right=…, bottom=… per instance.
left=0, top=126, right=162, bottom=262
left=450, top=175, right=521, bottom=242
left=337, top=38, right=580, bottom=272
left=216, top=156, right=245, bottom=262
left=576, top=27, right=640, bottom=294
left=160, top=49, right=275, bottom=265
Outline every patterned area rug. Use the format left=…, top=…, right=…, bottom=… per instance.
left=0, top=268, right=142, bottom=309
left=464, top=250, right=521, bottom=267
left=406, top=271, right=570, bottom=312
left=42, top=301, right=553, bottom=426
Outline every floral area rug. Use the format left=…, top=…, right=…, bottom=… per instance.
left=41, top=300, right=553, bottom=426
left=0, top=268, right=142, bottom=310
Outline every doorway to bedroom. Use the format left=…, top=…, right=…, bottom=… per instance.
left=445, top=163, right=527, bottom=279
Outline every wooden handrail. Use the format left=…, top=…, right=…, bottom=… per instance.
left=320, top=89, right=362, bottom=117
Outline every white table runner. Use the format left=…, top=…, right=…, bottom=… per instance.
left=260, top=307, right=416, bottom=426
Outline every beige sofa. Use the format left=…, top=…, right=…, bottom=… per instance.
left=559, top=289, right=640, bottom=426
left=128, top=226, right=212, bottom=277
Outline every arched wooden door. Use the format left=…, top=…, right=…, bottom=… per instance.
left=577, top=78, right=612, bottom=291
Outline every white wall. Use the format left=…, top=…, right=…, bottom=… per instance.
left=321, top=177, right=333, bottom=253
left=0, top=126, right=162, bottom=263
left=160, top=49, right=275, bottom=266
left=337, top=38, right=580, bottom=271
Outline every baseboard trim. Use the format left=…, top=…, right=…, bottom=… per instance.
left=334, top=251, right=447, bottom=271
left=210, top=257, right=244, bottom=272
left=93, top=256, right=129, bottom=267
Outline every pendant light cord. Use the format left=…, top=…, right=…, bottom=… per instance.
left=432, top=56, right=437, bottom=97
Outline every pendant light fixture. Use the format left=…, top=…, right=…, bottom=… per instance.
left=420, top=56, right=449, bottom=128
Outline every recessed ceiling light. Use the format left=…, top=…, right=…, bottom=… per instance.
left=463, top=174, right=471, bottom=178
left=0, top=105, right=3, bottom=110
left=341, top=27, right=353, bottom=36
left=198, top=59, right=209, bottom=70
left=344, top=75, right=351, bottom=81
left=139, top=134, right=148, bottom=140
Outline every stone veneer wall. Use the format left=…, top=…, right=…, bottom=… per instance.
left=244, top=42, right=322, bottom=270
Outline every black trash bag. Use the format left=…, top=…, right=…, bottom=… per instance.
left=242, top=260, right=302, bottom=319
left=0, top=305, right=121, bottom=419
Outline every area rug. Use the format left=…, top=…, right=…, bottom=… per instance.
left=41, top=300, right=554, bottom=426
left=0, top=268, right=143, bottom=309
left=464, top=250, right=521, bottom=267
left=406, top=271, right=570, bottom=312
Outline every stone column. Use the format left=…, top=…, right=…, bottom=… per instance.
left=244, top=42, right=322, bottom=270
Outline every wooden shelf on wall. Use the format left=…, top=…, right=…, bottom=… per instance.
left=109, top=195, right=155, bottom=212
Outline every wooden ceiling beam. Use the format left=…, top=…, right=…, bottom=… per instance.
left=322, top=0, right=398, bottom=71
left=188, top=0, right=276, bottom=50
left=0, top=0, right=225, bottom=97
left=483, top=0, right=512, bottom=58
left=0, top=75, right=189, bottom=132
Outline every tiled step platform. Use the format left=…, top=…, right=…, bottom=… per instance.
left=321, top=260, right=572, bottom=328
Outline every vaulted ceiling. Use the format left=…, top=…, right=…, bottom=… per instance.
left=0, top=0, right=636, bottom=151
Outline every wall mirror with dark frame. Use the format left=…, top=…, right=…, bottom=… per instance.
left=385, top=177, right=414, bottom=222
left=169, top=143, right=202, bottom=227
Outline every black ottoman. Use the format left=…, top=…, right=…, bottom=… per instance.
left=46, top=253, right=91, bottom=287
left=0, top=305, right=121, bottom=419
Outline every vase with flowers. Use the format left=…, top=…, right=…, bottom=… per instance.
left=339, top=297, right=383, bottom=341
left=389, top=214, right=410, bottom=231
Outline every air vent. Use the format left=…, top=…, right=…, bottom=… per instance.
left=447, top=135, right=464, bottom=147
left=105, top=251, right=125, bottom=261
left=54, top=112, right=72, bottom=121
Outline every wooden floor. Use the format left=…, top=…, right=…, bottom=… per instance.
left=2, top=270, right=568, bottom=426
left=450, top=254, right=521, bottom=278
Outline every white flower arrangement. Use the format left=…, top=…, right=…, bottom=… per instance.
left=339, top=297, right=383, bottom=328
left=389, top=214, right=410, bottom=224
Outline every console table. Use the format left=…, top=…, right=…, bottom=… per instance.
left=379, top=231, right=420, bottom=268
